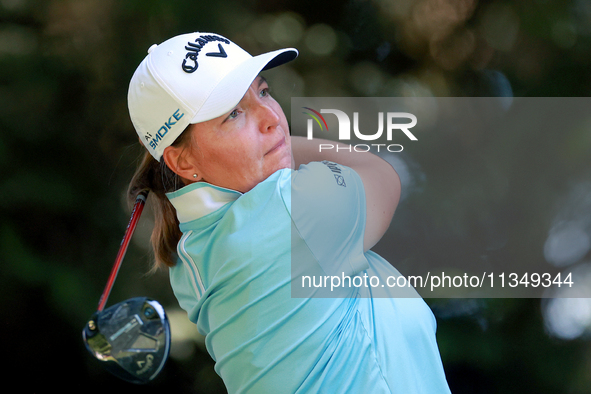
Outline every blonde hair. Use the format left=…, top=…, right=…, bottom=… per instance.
left=127, top=128, right=192, bottom=269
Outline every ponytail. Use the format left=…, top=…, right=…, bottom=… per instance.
left=127, top=129, right=192, bottom=269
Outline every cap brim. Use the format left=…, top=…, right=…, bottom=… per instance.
left=190, top=48, right=298, bottom=124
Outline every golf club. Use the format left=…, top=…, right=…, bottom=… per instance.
left=82, top=191, right=171, bottom=384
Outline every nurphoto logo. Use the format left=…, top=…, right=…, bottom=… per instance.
left=302, top=107, right=418, bottom=153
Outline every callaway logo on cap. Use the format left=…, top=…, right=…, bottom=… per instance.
left=128, top=32, right=298, bottom=161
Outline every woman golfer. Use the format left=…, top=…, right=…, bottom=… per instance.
left=127, top=32, right=451, bottom=393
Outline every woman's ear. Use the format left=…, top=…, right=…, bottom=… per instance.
left=162, top=144, right=202, bottom=184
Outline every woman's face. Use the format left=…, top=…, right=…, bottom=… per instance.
left=182, top=76, right=293, bottom=193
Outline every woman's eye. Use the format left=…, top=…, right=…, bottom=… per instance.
left=260, top=88, right=270, bottom=97
left=228, top=109, right=239, bottom=119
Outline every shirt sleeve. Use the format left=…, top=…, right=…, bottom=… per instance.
left=288, top=161, right=369, bottom=277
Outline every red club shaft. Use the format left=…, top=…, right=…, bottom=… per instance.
left=97, top=190, right=149, bottom=312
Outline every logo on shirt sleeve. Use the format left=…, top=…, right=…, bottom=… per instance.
left=334, top=175, right=346, bottom=187
left=322, top=160, right=346, bottom=187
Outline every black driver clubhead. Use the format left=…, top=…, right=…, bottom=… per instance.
left=82, top=297, right=171, bottom=384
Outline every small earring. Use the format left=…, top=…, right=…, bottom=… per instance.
left=193, top=174, right=197, bottom=179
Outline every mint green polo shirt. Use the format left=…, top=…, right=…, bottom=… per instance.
left=167, top=162, right=451, bottom=394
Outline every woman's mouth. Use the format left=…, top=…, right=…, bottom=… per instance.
left=266, top=137, right=286, bottom=155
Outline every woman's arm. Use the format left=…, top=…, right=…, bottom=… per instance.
left=291, top=136, right=401, bottom=251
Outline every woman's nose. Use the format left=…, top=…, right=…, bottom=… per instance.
left=257, top=102, right=281, bottom=133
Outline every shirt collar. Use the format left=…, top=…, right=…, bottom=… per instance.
left=166, top=182, right=242, bottom=223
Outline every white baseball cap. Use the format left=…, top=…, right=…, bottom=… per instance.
left=128, top=32, right=298, bottom=161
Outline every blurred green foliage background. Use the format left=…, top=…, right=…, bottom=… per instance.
left=1, top=0, right=590, bottom=392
